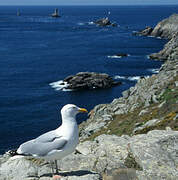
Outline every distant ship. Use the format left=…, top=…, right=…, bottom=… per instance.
left=17, top=10, right=21, bottom=16
left=51, top=8, right=60, bottom=18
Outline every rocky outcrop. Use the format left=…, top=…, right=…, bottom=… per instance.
left=62, top=72, right=121, bottom=90
left=79, top=59, right=178, bottom=140
left=149, top=31, right=178, bottom=60
left=94, top=18, right=117, bottom=27
left=0, top=130, right=178, bottom=179
left=134, top=14, right=178, bottom=61
left=79, top=14, right=178, bottom=140
left=151, top=14, right=178, bottom=39
left=135, top=14, right=178, bottom=39
left=133, top=26, right=153, bottom=36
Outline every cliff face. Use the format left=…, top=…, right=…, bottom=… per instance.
left=151, top=14, right=178, bottom=39
left=79, top=14, right=178, bottom=141
left=135, top=14, right=178, bottom=61
left=150, top=31, right=178, bottom=60
left=0, top=15, right=178, bottom=180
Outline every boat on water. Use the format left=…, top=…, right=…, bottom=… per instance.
left=51, top=8, right=60, bottom=18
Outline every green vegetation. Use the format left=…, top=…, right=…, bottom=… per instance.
left=83, top=74, right=178, bottom=142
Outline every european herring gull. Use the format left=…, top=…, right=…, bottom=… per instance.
left=9, top=104, right=88, bottom=179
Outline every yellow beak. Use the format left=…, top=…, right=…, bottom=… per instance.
left=78, top=108, right=88, bottom=113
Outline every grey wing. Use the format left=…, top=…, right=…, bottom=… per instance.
left=35, top=130, right=60, bottom=143
left=18, top=134, right=67, bottom=157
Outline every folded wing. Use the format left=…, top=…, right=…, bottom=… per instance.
left=17, top=130, right=67, bottom=157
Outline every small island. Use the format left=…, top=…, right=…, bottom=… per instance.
left=60, top=72, right=121, bottom=91
left=94, top=17, right=117, bottom=27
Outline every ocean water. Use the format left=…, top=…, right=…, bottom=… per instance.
left=0, top=5, right=178, bottom=154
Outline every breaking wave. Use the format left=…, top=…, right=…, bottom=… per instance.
left=114, top=75, right=141, bottom=81
left=147, top=68, right=159, bottom=74
left=108, top=54, right=130, bottom=59
left=49, top=80, right=72, bottom=91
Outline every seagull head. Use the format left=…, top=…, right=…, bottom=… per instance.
left=61, top=104, right=88, bottom=118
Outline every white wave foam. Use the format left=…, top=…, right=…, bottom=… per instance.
left=148, top=35, right=155, bottom=38
left=88, top=21, right=94, bottom=25
left=114, top=75, right=127, bottom=80
left=146, top=55, right=150, bottom=59
left=78, top=22, right=85, bottom=26
left=147, top=68, right=159, bottom=74
left=108, top=54, right=130, bottom=59
left=114, top=75, right=141, bottom=81
left=49, top=80, right=72, bottom=91
left=108, top=55, right=122, bottom=59
left=128, top=76, right=141, bottom=81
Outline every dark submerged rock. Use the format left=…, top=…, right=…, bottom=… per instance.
left=116, top=53, right=128, bottom=57
left=64, top=72, right=121, bottom=90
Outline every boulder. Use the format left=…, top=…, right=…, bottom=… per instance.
left=63, top=72, right=121, bottom=91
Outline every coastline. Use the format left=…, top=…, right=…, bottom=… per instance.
left=0, top=14, right=178, bottom=180
left=79, top=14, right=178, bottom=141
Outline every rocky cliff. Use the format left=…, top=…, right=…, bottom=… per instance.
left=79, top=14, right=178, bottom=141
left=0, top=14, right=178, bottom=180
left=135, top=14, right=178, bottom=61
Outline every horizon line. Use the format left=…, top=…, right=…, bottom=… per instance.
left=0, top=4, right=178, bottom=6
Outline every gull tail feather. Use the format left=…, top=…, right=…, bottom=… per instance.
left=7, top=149, right=28, bottom=157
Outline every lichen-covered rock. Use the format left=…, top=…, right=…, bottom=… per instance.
left=129, top=130, right=178, bottom=179
left=132, top=118, right=162, bottom=134
left=1, top=130, right=178, bottom=180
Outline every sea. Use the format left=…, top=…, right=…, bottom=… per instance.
left=0, top=5, right=178, bottom=154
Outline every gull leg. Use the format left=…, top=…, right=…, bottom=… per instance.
left=55, top=160, right=59, bottom=174
left=50, top=160, right=55, bottom=175
left=52, top=160, right=62, bottom=179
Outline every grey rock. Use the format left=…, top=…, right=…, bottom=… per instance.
left=133, top=119, right=162, bottom=134
left=175, top=81, right=178, bottom=87
left=165, top=126, right=172, bottom=131
left=173, top=114, right=178, bottom=121
left=151, top=14, right=178, bottom=39
left=1, top=130, right=178, bottom=180
left=122, top=89, right=130, bottom=99
left=94, top=17, right=117, bottom=27
left=138, top=109, right=148, bottom=116
left=157, top=101, right=166, bottom=108
left=134, top=26, right=153, bottom=36
left=63, top=72, right=121, bottom=90
left=129, top=130, right=178, bottom=179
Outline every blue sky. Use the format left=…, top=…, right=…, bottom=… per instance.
left=0, top=0, right=178, bottom=5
